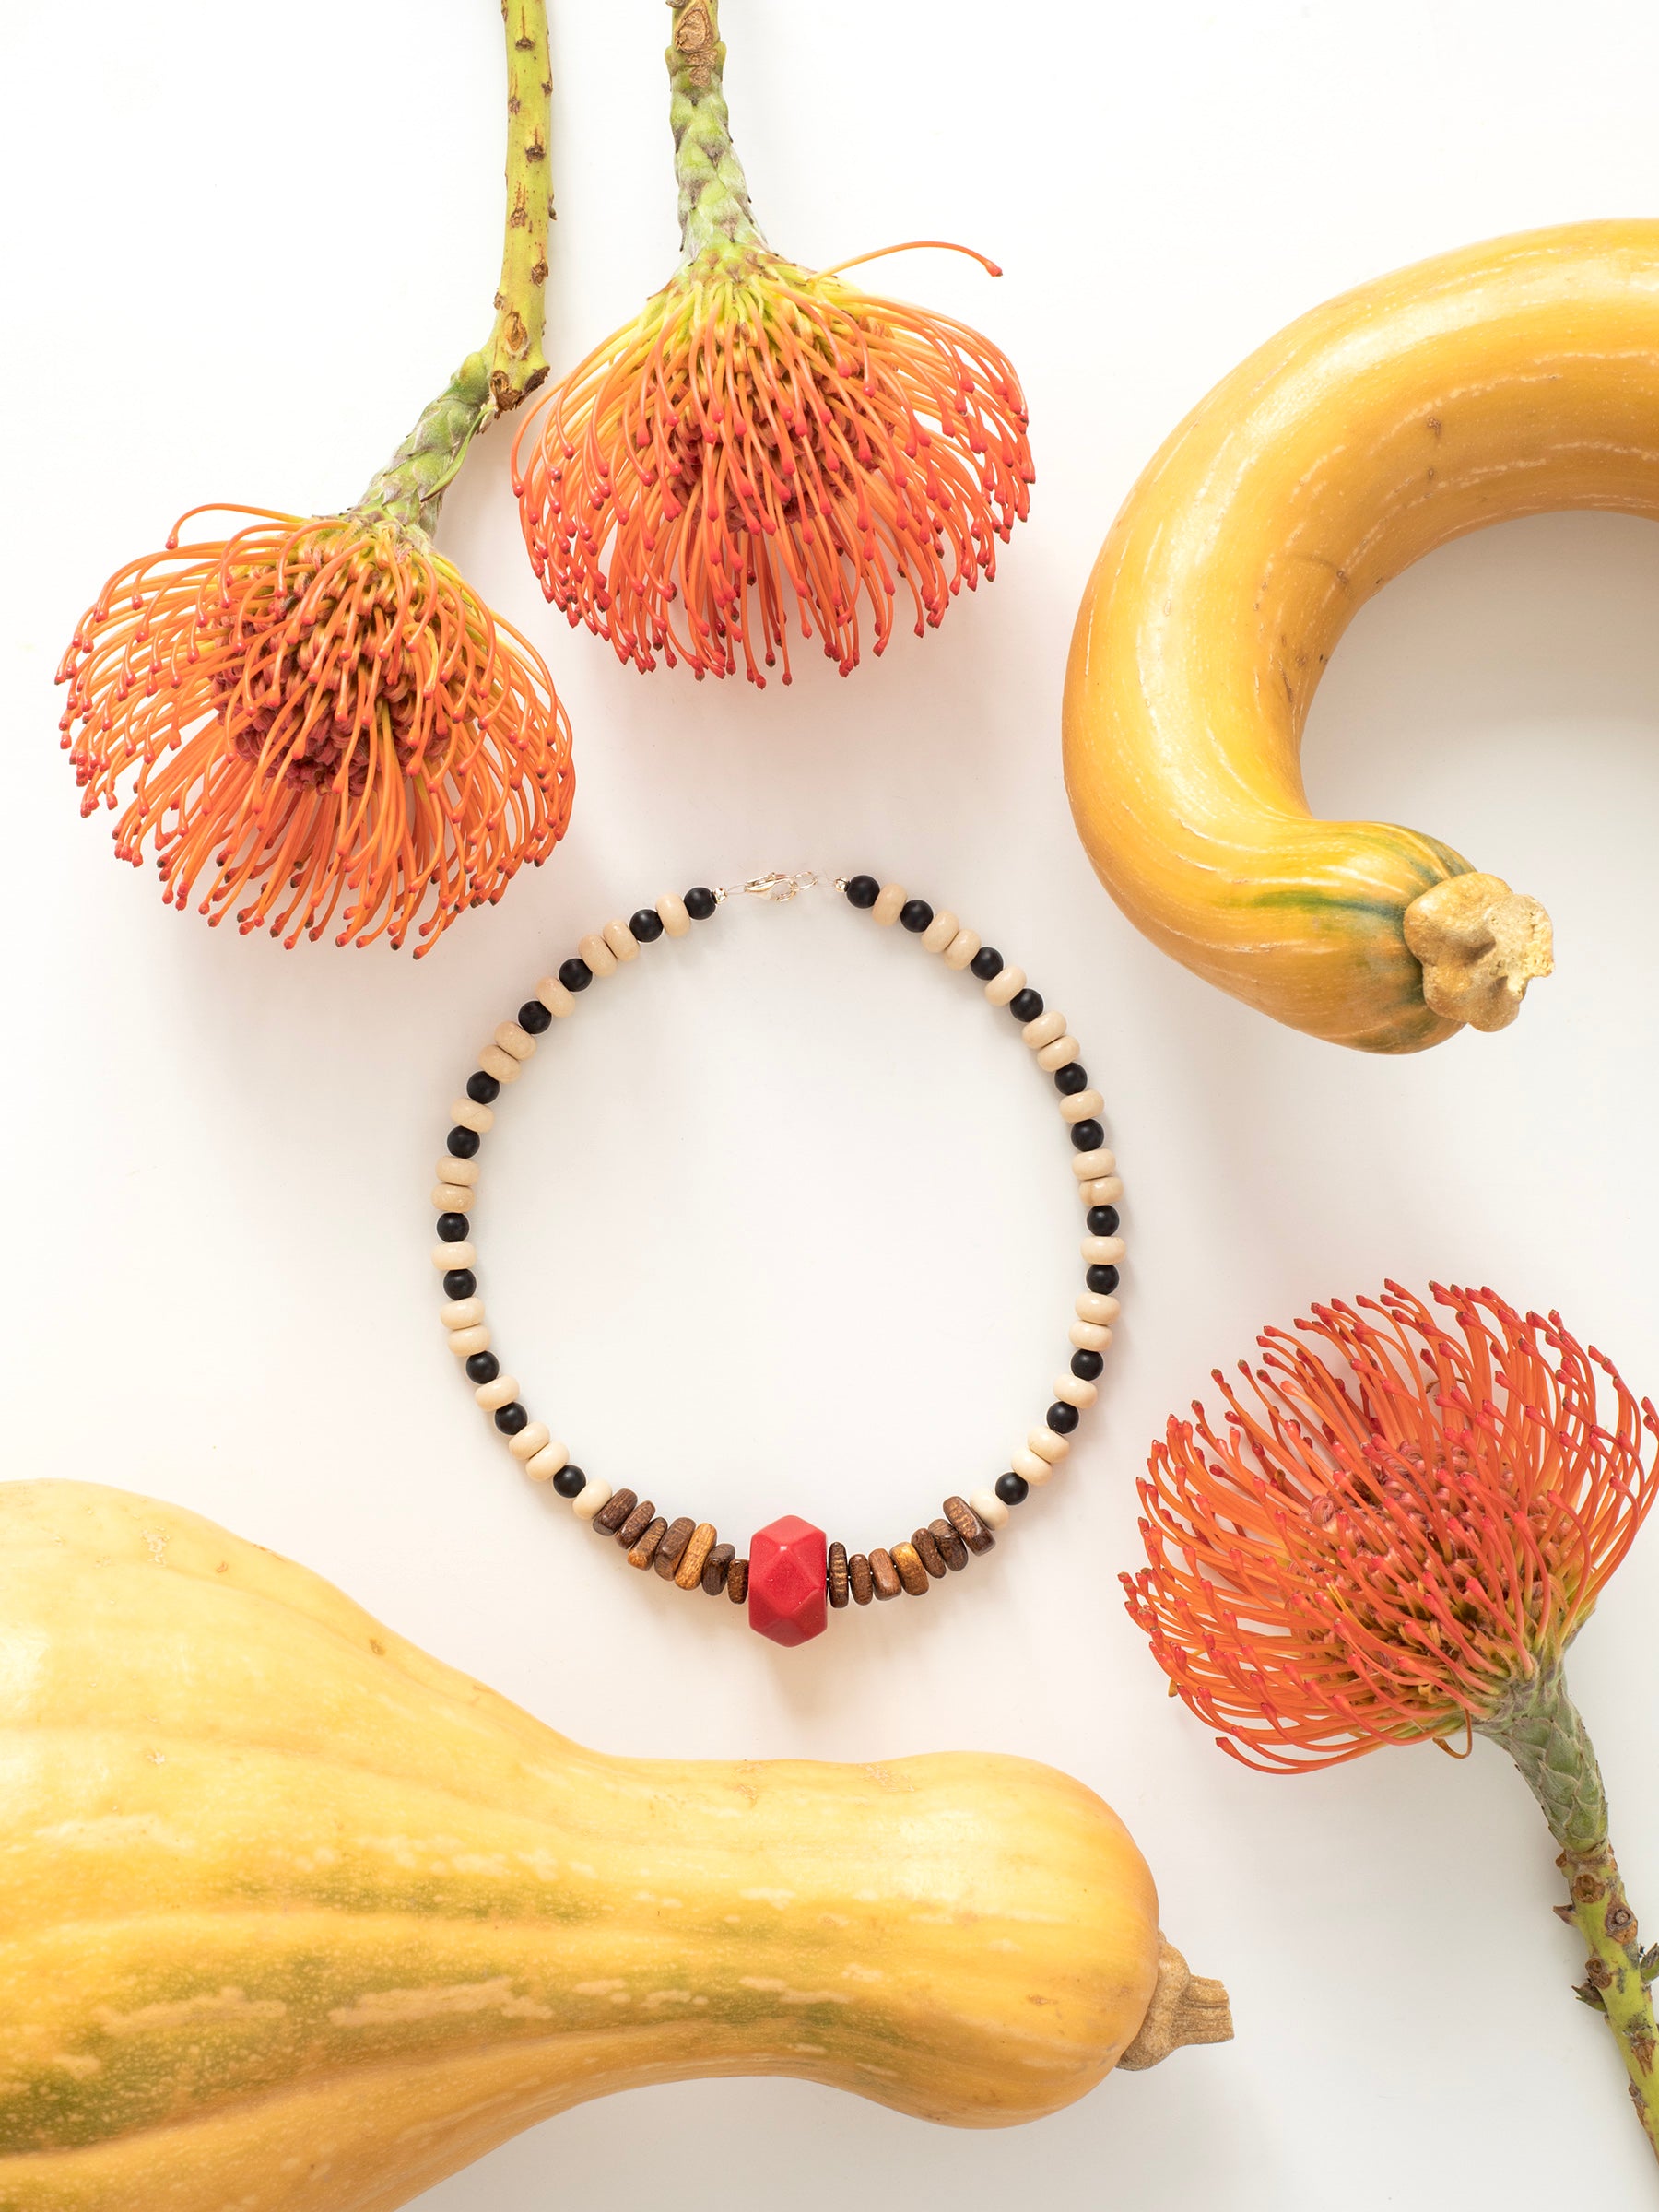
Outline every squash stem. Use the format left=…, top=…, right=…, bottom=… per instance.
left=1480, top=1665, right=1659, bottom=2163
left=356, top=0, right=552, bottom=531
left=666, top=0, right=765, bottom=262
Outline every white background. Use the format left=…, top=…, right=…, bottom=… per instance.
left=6, top=0, right=1659, bottom=2203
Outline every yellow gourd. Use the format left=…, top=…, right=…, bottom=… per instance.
left=1062, top=220, right=1659, bottom=1053
left=0, top=1483, right=1230, bottom=2212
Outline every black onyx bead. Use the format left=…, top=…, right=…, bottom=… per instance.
left=1070, top=1119, right=1105, bottom=1153
left=845, top=875, right=880, bottom=910
left=447, top=1124, right=481, bottom=1159
left=1054, top=1063, right=1088, bottom=1096
left=465, top=1350, right=500, bottom=1385
left=1087, top=1264, right=1121, bottom=1296
left=466, top=1071, right=500, bottom=1106
left=899, top=899, right=934, bottom=934
left=970, top=947, right=1005, bottom=982
left=1087, top=1205, right=1121, bottom=1237
left=1071, top=1348, right=1105, bottom=1382
left=1047, top=1401, right=1080, bottom=1436
left=630, top=908, right=665, bottom=943
left=436, top=1213, right=470, bottom=1243
left=494, top=1402, right=530, bottom=1436
left=519, top=999, right=553, bottom=1034
left=684, top=886, right=718, bottom=921
left=552, top=1464, right=587, bottom=1499
left=559, top=957, right=594, bottom=994
left=442, top=1267, right=477, bottom=1300
left=1008, top=987, right=1044, bottom=1023
left=995, top=1471, right=1030, bottom=1507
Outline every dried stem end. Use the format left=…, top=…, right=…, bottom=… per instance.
left=1117, top=1937, right=1234, bottom=2070
left=1403, top=871, right=1553, bottom=1033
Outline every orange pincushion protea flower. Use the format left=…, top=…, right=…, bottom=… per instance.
left=59, top=505, right=571, bottom=953
left=515, top=249, right=1031, bottom=687
left=57, top=0, right=565, bottom=952
left=513, top=0, right=1032, bottom=688
left=1124, top=1282, right=1659, bottom=1771
left=1126, top=1281, right=1659, bottom=2160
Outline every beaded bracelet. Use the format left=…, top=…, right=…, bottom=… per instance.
left=428, top=869, right=1124, bottom=1646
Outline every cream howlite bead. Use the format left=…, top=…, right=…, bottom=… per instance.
left=1082, top=1234, right=1126, bottom=1265
left=1061, top=1088, right=1105, bottom=1125
left=433, top=1239, right=476, bottom=1270
left=494, top=1020, right=536, bottom=1062
left=447, top=1324, right=491, bottom=1359
left=603, top=919, right=640, bottom=963
left=1054, top=1371, right=1099, bottom=1409
left=1070, top=1320, right=1113, bottom=1353
left=1071, top=1147, right=1116, bottom=1181
left=1077, top=1290, right=1118, bottom=1326
left=441, top=1297, right=486, bottom=1331
left=1029, top=1427, right=1069, bottom=1465
left=1012, top=1446, right=1053, bottom=1485
left=437, top=1155, right=480, bottom=1187
left=508, top=1422, right=552, bottom=1463
left=432, top=1182, right=474, bottom=1212
left=1037, top=1033, right=1081, bottom=1073
left=872, top=883, right=906, bottom=926
left=943, top=927, right=981, bottom=971
left=984, top=963, right=1026, bottom=1006
left=477, top=1045, right=522, bottom=1086
left=657, top=892, right=691, bottom=937
left=536, top=975, right=576, bottom=1018
left=475, top=1373, right=520, bottom=1411
left=971, top=1488, right=1010, bottom=1531
left=1082, top=1175, right=1124, bottom=1207
left=578, top=932, right=618, bottom=977
left=1022, top=1008, right=1067, bottom=1051
left=526, top=1439, right=571, bottom=1482
left=921, top=909, right=959, bottom=954
left=450, top=1096, right=496, bottom=1135
left=572, top=1478, right=613, bottom=1521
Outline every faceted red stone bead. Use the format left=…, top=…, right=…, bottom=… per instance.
left=747, top=1515, right=829, bottom=1647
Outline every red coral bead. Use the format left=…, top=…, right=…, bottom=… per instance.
left=747, top=1516, right=829, bottom=1647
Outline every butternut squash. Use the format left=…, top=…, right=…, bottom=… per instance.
left=0, top=1482, right=1230, bottom=2210
left=1060, top=221, right=1659, bottom=1052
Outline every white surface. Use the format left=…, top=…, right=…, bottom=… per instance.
left=6, top=0, right=1659, bottom=2202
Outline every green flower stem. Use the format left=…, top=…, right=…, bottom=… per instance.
left=358, top=0, right=552, bottom=529
left=488, top=0, right=553, bottom=410
left=666, top=0, right=763, bottom=261
left=1479, top=1665, right=1659, bottom=2163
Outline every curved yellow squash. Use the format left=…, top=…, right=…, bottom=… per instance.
left=0, top=1483, right=1221, bottom=2211
left=1063, top=219, right=1659, bottom=1053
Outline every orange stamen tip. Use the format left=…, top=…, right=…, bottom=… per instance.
left=56, top=506, right=575, bottom=951
left=512, top=249, right=1032, bottom=687
left=1124, top=1284, right=1659, bottom=1772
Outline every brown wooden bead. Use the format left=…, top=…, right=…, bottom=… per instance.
left=912, top=1527, right=947, bottom=1579
left=627, top=1517, right=667, bottom=1571
left=701, top=1542, right=735, bottom=1594
left=930, top=1517, right=969, bottom=1571
left=891, top=1541, right=929, bottom=1596
left=617, top=1499, right=657, bottom=1549
left=870, top=1548, right=901, bottom=1600
left=726, top=1557, right=749, bottom=1605
left=676, top=1522, right=717, bottom=1591
left=593, top=1488, right=637, bottom=1535
left=828, top=1542, right=850, bottom=1609
left=849, top=1552, right=874, bottom=1605
left=654, top=1516, right=696, bottom=1579
left=944, top=1495, right=995, bottom=1555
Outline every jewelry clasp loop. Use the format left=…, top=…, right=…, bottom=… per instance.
left=723, top=869, right=823, bottom=903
